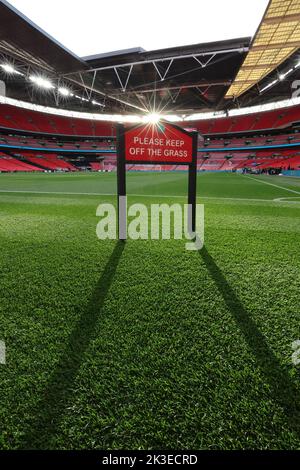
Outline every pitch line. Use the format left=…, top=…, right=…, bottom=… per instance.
left=242, top=175, right=300, bottom=196
left=0, top=340, right=5, bottom=365
left=0, top=189, right=115, bottom=196
left=0, top=189, right=273, bottom=202
left=273, top=197, right=300, bottom=203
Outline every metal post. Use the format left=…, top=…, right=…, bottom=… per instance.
left=188, top=133, right=198, bottom=233
left=116, top=124, right=127, bottom=240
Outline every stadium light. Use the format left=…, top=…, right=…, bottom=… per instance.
left=29, top=75, right=55, bottom=89
left=91, top=99, right=105, bottom=107
left=143, top=113, right=161, bottom=124
left=1, top=64, right=24, bottom=76
left=58, top=87, right=71, bottom=97
left=279, top=69, right=294, bottom=81
left=74, top=96, right=89, bottom=102
left=260, top=79, right=278, bottom=93
left=1, top=64, right=15, bottom=74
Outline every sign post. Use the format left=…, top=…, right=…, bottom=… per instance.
left=116, top=124, right=127, bottom=240
left=116, top=121, right=198, bottom=240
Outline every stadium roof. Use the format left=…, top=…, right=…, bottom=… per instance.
left=0, top=0, right=300, bottom=116
left=0, top=0, right=87, bottom=74
left=68, top=37, right=250, bottom=113
left=226, top=0, right=300, bottom=99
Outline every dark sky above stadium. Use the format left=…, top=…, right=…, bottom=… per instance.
left=7, top=0, right=269, bottom=57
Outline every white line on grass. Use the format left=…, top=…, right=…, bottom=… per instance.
left=0, top=189, right=274, bottom=202
left=242, top=175, right=300, bottom=196
left=274, top=197, right=300, bottom=203
left=0, top=340, right=5, bottom=365
left=0, top=189, right=114, bottom=196
left=196, top=196, right=272, bottom=202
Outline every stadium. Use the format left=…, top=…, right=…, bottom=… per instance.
left=1, top=0, right=300, bottom=456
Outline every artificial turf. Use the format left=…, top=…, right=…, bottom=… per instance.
left=0, top=171, right=300, bottom=450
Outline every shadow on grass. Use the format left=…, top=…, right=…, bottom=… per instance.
left=20, top=241, right=125, bottom=450
left=200, top=246, right=300, bottom=436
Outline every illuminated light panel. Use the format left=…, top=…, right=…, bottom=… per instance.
left=142, top=113, right=161, bottom=124
left=226, top=0, right=300, bottom=99
left=260, top=79, right=279, bottom=92
left=1, top=64, right=15, bottom=73
left=58, top=87, right=71, bottom=96
left=0, top=64, right=24, bottom=76
left=29, top=75, right=55, bottom=89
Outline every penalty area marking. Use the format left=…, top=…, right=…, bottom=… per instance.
left=0, top=340, right=5, bottom=365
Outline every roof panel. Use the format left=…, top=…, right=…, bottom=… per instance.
left=225, top=0, right=300, bottom=99
left=0, top=0, right=87, bottom=74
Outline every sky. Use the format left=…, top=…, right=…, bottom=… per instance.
left=7, top=0, right=269, bottom=58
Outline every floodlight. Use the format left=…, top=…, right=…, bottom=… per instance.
left=143, top=113, right=161, bottom=124
left=279, top=69, right=293, bottom=81
left=260, top=79, right=278, bottom=93
left=1, top=64, right=15, bottom=74
left=58, top=87, right=71, bottom=96
left=29, top=75, right=55, bottom=89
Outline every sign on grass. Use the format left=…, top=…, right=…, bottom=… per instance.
left=116, top=121, right=199, bottom=240
left=124, top=122, right=194, bottom=163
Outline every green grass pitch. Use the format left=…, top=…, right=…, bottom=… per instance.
left=0, top=171, right=300, bottom=450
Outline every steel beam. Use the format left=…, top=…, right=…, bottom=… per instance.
left=66, top=76, right=147, bottom=112
left=65, top=47, right=249, bottom=75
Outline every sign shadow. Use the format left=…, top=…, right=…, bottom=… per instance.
left=20, top=241, right=125, bottom=449
left=200, top=246, right=300, bottom=437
